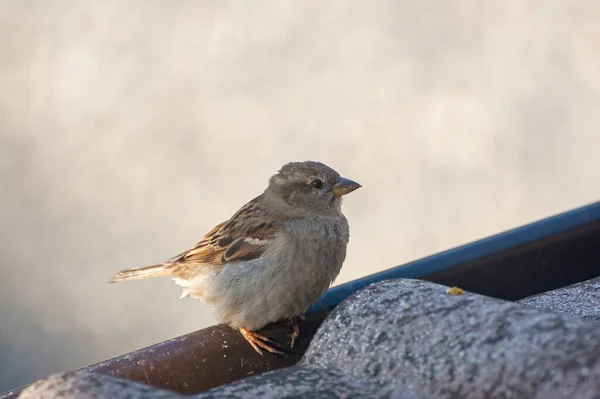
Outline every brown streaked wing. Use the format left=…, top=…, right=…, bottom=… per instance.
left=166, top=220, right=227, bottom=264
left=168, top=196, right=277, bottom=265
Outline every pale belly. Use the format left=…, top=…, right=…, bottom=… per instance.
left=173, top=219, right=348, bottom=330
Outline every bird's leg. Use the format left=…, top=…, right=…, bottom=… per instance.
left=239, top=327, right=283, bottom=356
left=290, top=315, right=302, bottom=348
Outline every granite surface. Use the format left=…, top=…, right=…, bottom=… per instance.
left=305, top=279, right=600, bottom=399
left=519, top=276, right=600, bottom=320
left=196, top=366, right=427, bottom=399
left=18, top=372, right=183, bottom=399
left=18, top=278, right=600, bottom=398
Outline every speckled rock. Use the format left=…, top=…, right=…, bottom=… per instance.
left=304, top=278, right=600, bottom=399
left=195, top=365, right=427, bottom=399
left=18, top=372, right=183, bottom=399
left=519, top=277, right=600, bottom=320
left=19, top=368, right=427, bottom=399
left=18, top=278, right=600, bottom=399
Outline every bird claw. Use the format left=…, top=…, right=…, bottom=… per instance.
left=290, top=316, right=301, bottom=348
left=239, top=327, right=283, bottom=355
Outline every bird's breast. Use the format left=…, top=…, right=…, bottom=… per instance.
left=208, top=216, right=350, bottom=330
left=267, top=216, right=350, bottom=302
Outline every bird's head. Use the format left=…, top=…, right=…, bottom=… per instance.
left=266, top=161, right=361, bottom=215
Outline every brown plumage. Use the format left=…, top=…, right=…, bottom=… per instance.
left=109, top=161, right=361, bottom=355
left=110, top=197, right=278, bottom=282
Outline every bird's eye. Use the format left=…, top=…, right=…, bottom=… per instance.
left=311, top=179, right=323, bottom=189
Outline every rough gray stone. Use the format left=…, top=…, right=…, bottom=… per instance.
left=519, top=277, right=600, bottom=320
left=304, top=278, right=600, bottom=399
left=18, top=372, right=184, bottom=399
left=18, top=368, right=427, bottom=399
left=196, top=366, right=426, bottom=399
left=19, top=278, right=600, bottom=399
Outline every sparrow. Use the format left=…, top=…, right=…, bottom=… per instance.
left=109, top=161, right=361, bottom=355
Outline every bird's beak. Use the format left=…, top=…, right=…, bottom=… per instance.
left=332, top=177, right=362, bottom=197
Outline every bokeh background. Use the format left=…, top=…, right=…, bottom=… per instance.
left=2, top=0, right=600, bottom=392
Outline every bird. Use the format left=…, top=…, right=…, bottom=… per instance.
left=109, top=161, right=361, bottom=355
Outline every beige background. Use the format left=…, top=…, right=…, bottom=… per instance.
left=1, top=0, right=600, bottom=392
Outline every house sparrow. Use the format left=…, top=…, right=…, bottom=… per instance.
left=109, top=161, right=361, bottom=355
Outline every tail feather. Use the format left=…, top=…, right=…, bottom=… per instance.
left=109, top=263, right=171, bottom=283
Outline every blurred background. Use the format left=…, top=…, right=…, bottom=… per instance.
left=1, top=0, right=600, bottom=392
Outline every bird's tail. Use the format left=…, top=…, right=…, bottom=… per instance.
left=109, top=263, right=172, bottom=283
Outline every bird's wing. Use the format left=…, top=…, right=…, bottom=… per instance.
left=168, top=196, right=277, bottom=265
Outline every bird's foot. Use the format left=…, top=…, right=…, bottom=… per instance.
left=290, top=315, right=302, bottom=348
left=239, top=327, right=283, bottom=356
